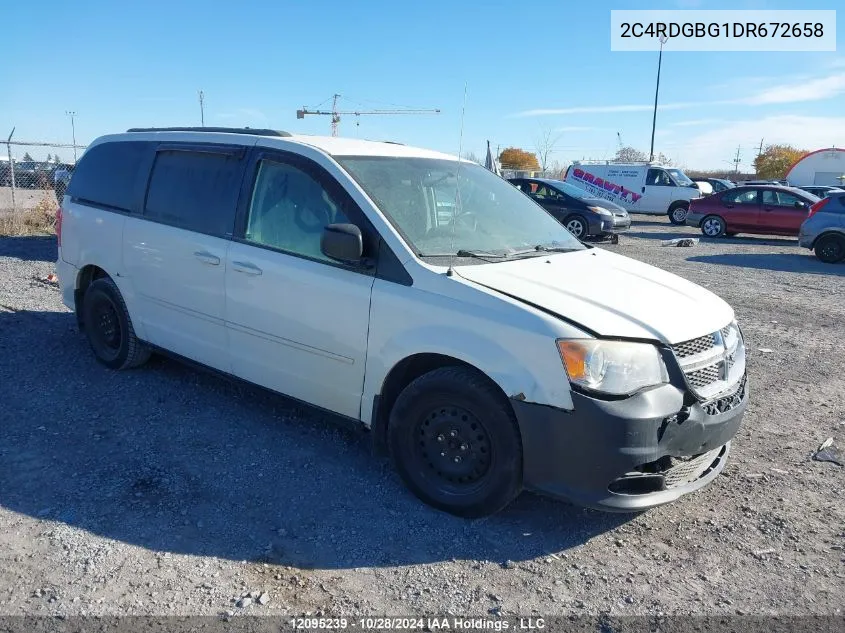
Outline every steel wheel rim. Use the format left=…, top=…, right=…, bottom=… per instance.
left=703, top=218, right=722, bottom=236
left=90, top=295, right=122, bottom=360
left=672, top=207, right=687, bottom=222
left=414, top=405, right=492, bottom=493
left=566, top=219, right=585, bottom=237
left=820, top=240, right=842, bottom=260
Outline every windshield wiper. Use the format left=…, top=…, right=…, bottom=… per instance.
left=416, top=249, right=510, bottom=262
left=509, top=244, right=581, bottom=257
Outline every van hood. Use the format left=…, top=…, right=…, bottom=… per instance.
left=455, top=248, right=733, bottom=344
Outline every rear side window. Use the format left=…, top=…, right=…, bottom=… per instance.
left=66, top=141, right=148, bottom=211
left=144, top=149, right=244, bottom=237
left=722, top=189, right=758, bottom=205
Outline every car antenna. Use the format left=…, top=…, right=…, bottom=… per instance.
left=447, top=83, right=468, bottom=278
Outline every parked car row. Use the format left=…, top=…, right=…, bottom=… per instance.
left=0, top=160, right=75, bottom=189
left=685, top=185, right=845, bottom=263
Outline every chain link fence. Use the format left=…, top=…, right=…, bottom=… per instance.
left=1, top=140, right=86, bottom=234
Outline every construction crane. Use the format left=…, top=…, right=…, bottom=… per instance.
left=296, top=94, right=440, bottom=137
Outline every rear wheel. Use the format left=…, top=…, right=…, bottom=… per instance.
left=701, top=215, right=726, bottom=237
left=388, top=366, right=523, bottom=518
left=668, top=203, right=689, bottom=225
left=814, top=234, right=845, bottom=264
left=82, top=277, right=151, bottom=370
left=563, top=215, right=588, bottom=239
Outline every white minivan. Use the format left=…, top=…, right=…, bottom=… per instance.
left=56, top=128, right=748, bottom=517
left=564, top=162, right=702, bottom=225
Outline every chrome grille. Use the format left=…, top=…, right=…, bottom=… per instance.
left=686, top=364, right=721, bottom=389
left=672, top=323, right=746, bottom=400
left=672, top=333, right=717, bottom=358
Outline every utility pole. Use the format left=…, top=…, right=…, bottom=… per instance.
left=198, top=91, right=205, bottom=127
left=755, top=138, right=764, bottom=175
left=649, top=35, right=668, bottom=163
left=732, top=145, right=742, bottom=176
left=65, top=111, right=77, bottom=162
left=5, top=127, right=15, bottom=211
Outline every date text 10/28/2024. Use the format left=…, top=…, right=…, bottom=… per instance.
left=289, top=617, right=547, bottom=631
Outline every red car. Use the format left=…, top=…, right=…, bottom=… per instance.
left=685, top=185, right=820, bottom=237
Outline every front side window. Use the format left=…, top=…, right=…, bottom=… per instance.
left=337, top=157, right=585, bottom=259
left=722, top=189, right=759, bottom=205
left=647, top=168, right=673, bottom=186
left=145, top=149, right=243, bottom=236
left=245, top=159, right=351, bottom=262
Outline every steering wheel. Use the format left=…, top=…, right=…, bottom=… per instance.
left=293, top=203, right=331, bottom=234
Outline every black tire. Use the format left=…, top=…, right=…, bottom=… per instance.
left=563, top=215, right=589, bottom=239
left=700, top=215, right=726, bottom=237
left=668, top=203, right=689, bottom=225
left=814, top=233, right=845, bottom=264
left=388, top=366, right=523, bottom=518
left=81, top=277, right=151, bottom=370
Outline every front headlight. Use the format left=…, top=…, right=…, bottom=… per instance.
left=587, top=205, right=613, bottom=217
left=557, top=339, right=669, bottom=396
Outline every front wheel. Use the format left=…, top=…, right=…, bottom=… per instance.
left=814, top=234, right=845, bottom=263
left=701, top=215, right=726, bottom=237
left=563, top=215, right=588, bottom=239
left=388, top=366, right=523, bottom=518
left=668, top=204, right=689, bottom=225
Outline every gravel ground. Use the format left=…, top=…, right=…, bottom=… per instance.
left=0, top=186, right=59, bottom=215
left=1, top=219, right=843, bottom=620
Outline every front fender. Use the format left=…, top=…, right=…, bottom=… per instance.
left=361, top=323, right=573, bottom=427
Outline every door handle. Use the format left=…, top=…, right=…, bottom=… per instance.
left=641, top=186, right=646, bottom=193
left=232, top=261, right=263, bottom=276
left=193, top=251, right=220, bottom=266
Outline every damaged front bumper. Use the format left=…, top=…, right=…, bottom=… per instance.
left=513, top=375, right=747, bottom=512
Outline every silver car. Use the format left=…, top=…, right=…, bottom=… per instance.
left=799, top=191, right=845, bottom=263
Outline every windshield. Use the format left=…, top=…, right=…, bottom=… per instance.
left=337, top=157, right=586, bottom=258
left=549, top=180, right=591, bottom=200
left=667, top=169, right=694, bottom=186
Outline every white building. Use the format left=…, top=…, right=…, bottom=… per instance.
left=785, top=147, right=845, bottom=187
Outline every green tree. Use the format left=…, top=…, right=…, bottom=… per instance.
left=754, top=144, right=807, bottom=179
left=23, top=152, right=34, bottom=162
left=499, top=147, right=540, bottom=170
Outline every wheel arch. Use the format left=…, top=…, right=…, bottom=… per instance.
left=370, top=353, right=519, bottom=456
left=74, top=264, right=111, bottom=329
left=812, top=229, right=845, bottom=249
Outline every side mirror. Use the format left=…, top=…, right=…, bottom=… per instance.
left=321, top=223, right=363, bottom=262
left=795, top=201, right=808, bottom=209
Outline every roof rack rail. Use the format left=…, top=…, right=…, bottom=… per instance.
left=126, top=127, right=292, bottom=137
left=572, top=159, right=656, bottom=165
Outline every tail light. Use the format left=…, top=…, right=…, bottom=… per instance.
left=808, top=197, right=830, bottom=218
left=56, top=205, right=63, bottom=248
